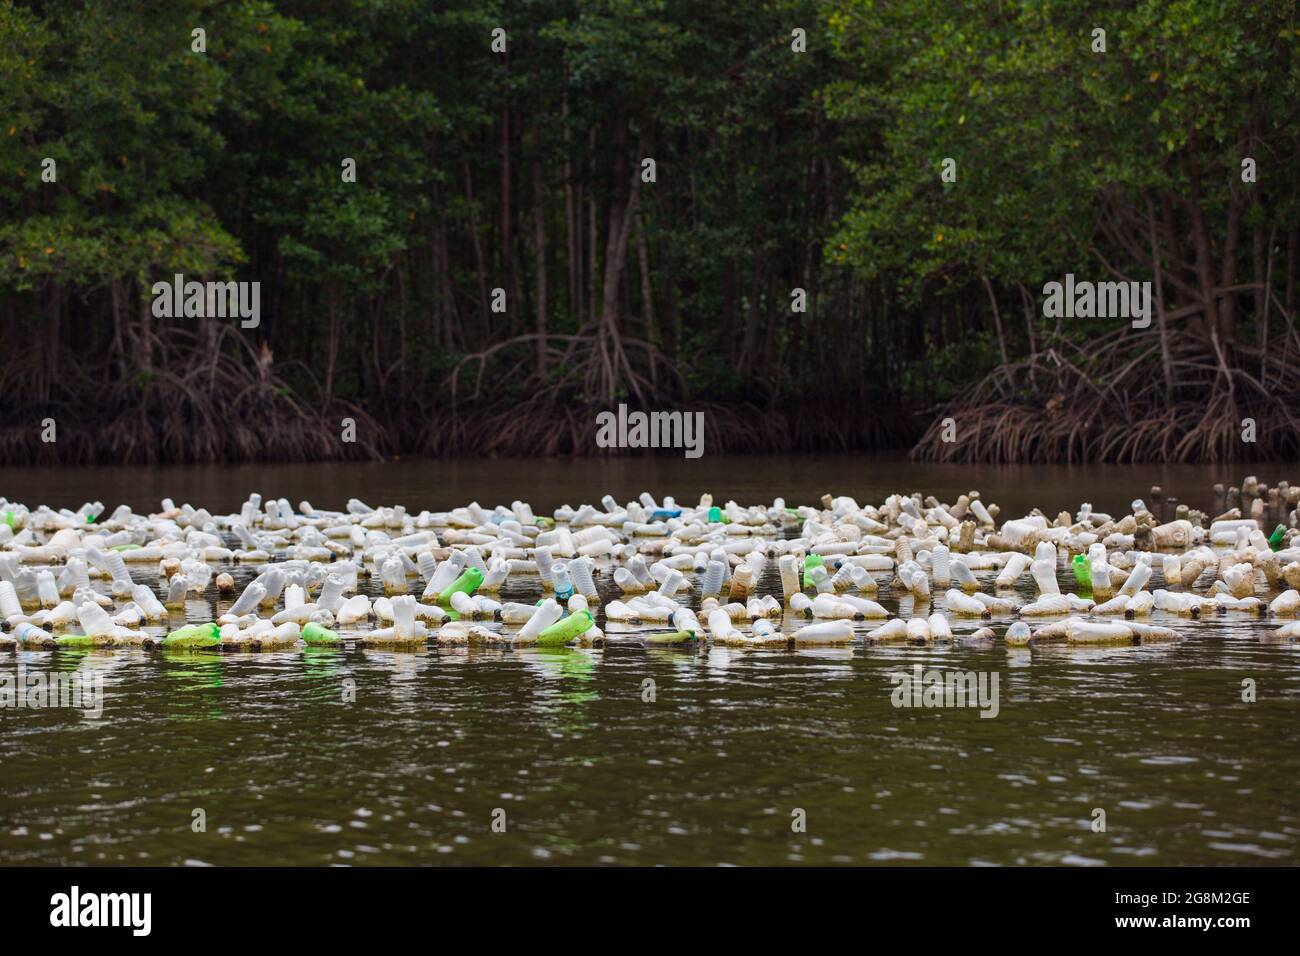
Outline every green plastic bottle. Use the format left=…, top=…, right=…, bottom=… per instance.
left=1269, top=524, right=1286, bottom=552
left=55, top=634, right=105, bottom=648
left=438, top=567, right=483, bottom=607
left=707, top=506, right=722, bottom=524
left=802, top=553, right=825, bottom=589
left=645, top=629, right=697, bottom=645
left=302, top=622, right=341, bottom=645
left=536, top=610, right=594, bottom=645
left=1071, top=554, right=1092, bottom=588
left=161, top=622, right=221, bottom=648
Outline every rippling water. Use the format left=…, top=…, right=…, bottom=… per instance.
left=2, top=455, right=1299, bottom=865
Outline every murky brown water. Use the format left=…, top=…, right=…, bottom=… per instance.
left=2, top=454, right=1299, bottom=866
left=0, top=452, right=1280, bottom=518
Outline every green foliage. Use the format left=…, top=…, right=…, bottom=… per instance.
left=826, top=0, right=1299, bottom=322
left=0, top=0, right=1295, bottom=457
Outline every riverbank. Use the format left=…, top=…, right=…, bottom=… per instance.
left=0, top=396, right=919, bottom=466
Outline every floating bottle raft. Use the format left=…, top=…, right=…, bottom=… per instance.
left=2, top=481, right=1300, bottom=655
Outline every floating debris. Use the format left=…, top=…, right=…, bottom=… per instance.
left=1, top=482, right=1299, bottom=654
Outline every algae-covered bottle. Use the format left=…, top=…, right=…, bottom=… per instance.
left=161, top=622, right=221, bottom=648
left=537, top=610, right=594, bottom=645
left=302, top=622, right=341, bottom=645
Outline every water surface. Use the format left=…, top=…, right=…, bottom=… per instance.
left=2, top=454, right=1298, bottom=866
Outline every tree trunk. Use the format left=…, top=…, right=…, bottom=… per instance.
left=324, top=286, right=339, bottom=401
left=600, top=155, right=642, bottom=323
left=1186, top=144, right=1221, bottom=340
left=463, top=159, right=490, bottom=330
left=532, top=151, right=547, bottom=377
left=1147, top=199, right=1174, bottom=400
left=980, top=274, right=1008, bottom=366
left=500, top=105, right=513, bottom=317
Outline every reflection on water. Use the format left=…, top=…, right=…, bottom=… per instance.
left=2, top=456, right=1300, bottom=865
left=6, top=578, right=1296, bottom=865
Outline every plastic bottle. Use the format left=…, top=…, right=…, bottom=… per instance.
left=802, top=553, right=825, bottom=589
left=612, top=567, right=641, bottom=593
left=422, top=558, right=459, bottom=600
left=14, top=622, right=54, bottom=646
left=1090, top=554, right=1114, bottom=599
left=391, top=595, right=417, bottom=638
left=627, top=556, right=654, bottom=589
left=1071, top=554, right=1092, bottom=589
left=229, top=581, right=267, bottom=616
left=450, top=591, right=480, bottom=616
left=500, top=602, right=537, bottom=624
left=551, top=563, right=575, bottom=603
left=701, top=561, right=726, bottom=599
left=535, top=546, right=556, bottom=589
left=36, top=570, right=59, bottom=608
left=537, top=610, right=594, bottom=645
left=439, top=567, right=484, bottom=607
left=518, top=599, right=564, bottom=642
left=1269, top=524, right=1287, bottom=552
left=658, top=568, right=685, bottom=599
left=778, top=555, right=800, bottom=601
left=416, top=551, right=438, bottom=582
left=338, top=594, right=371, bottom=625
left=380, top=556, right=408, bottom=594
left=807, top=564, right=833, bottom=594
left=849, top=566, right=877, bottom=593
left=1005, top=622, right=1032, bottom=646
left=1029, top=558, right=1059, bottom=596
left=794, top=621, right=854, bottom=643
left=1119, top=562, right=1152, bottom=597
left=569, top=557, right=599, bottom=601
left=259, top=569, right=286, bottom=607
left=76, top=600, right=115, bottom=636
left=672, top=607, right=701, bottom=635
left=707, top=608, right=740, bottom=641
left=102, top=550, right=134, bottom=595
left=131, top=584, right=167, bottom=620
left=57, top=558, right=92, bottom=596
left=161, top=622, right=221, bottom=648
left=315, top=575, right=346, bottom=612
left=303, top=622, right=341, bottom=645
left=930, top=544, right=951, bottom=588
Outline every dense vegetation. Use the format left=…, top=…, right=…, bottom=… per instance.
left=1, top=0, right=1297, bottom=463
